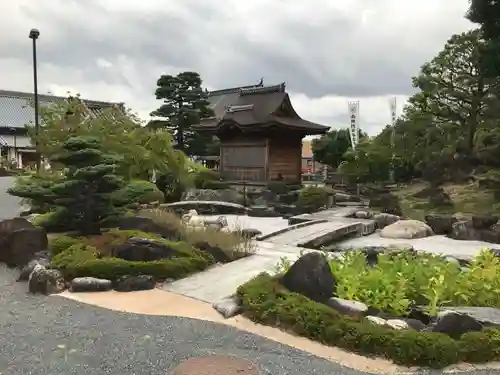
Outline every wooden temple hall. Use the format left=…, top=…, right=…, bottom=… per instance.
left=193, top=82, right=329, bottom=184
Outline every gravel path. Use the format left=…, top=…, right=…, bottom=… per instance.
left=0, top=265, right=370, bottom=375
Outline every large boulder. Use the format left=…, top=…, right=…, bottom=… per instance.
left=0, top=227, right=48, bottom=267
left=113, top=237, right=181, bottom=262
left=380, top=220, right=434, bottom=239
left=28, top=265, right=66, bottom=294
left=431, top=310, right=483, bottom=338
left=425, top=214, right=457, bottom=235
left=280, top=252, right=336, bottom=303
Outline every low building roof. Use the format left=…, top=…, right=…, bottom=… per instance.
left=0, top=89, right=124, bottom=129
left=194, top=82, right=329, bottom=135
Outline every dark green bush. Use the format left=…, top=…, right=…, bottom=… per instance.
left=112, top=180, right=165, bottom=205
left=32, top=208, right=77, bottom=232
left=237, top=273, right=500, bottom=368
left=299, top=186, right=329, bottom=210
left=51, top=238, right=214, bottom=280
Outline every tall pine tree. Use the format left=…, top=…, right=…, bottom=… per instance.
left=466, top=0, right=500, bottom=78
left=149, top=71, right=217, bottom=156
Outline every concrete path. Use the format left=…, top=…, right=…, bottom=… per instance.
left=164, top=241, right=313, bottom=303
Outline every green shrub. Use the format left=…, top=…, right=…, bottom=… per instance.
left=299, top=186, right=329, bottom=210
left=49, top=235, right=83, bottom=256
left=237, top=274, right=500, bottom=368
left=326, top=249, right=500, bottom=316
left=51, top=237, right=214, bottom=280
left=112, top=180, right=165, bottom=205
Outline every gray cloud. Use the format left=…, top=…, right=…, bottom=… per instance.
left=0, top=0, right=474, bottom=133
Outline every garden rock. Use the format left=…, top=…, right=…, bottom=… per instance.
left=471, top=215, right=498, bottom=229
left=366, top=315, right=387, bottom=326
left=28, top=265, right=66, bottom=294
left=212, top=296, right=242, bottom=318
left=380, top=220, right=434, bottom=239
left=70, top=277, right=113, bottom=292
left=353, top=210, right=372, bottom=219
left=435, top=306, right=500, bottom=328
left=240, top=228, right=262, bottom=238
left=0, top=217, right=34, bottom=237
left=116, top=216, right=178, bottom=239
left=326, top=297, right=368, bottom=318
left=425, top=214, right=457, bottom=235
left=450, top=220, right=480, bottom=241
left=194, top=241, right=231, bottom=263
left=431, top=310, right=483, bottom=338
left=0, top=227, right=48, bottom=267
left=114, top=275, right=156, bottom=292
left=17, top=258, right=50, bottom=281
left=373, top=213, right=400, bottom=229
left=113, top=237, right=180, bottom=261
left=403, top=318, right=427, bottom=331
left=280, top=252, right=336, bottom=303
left=386, top=319, right=409, bottom=330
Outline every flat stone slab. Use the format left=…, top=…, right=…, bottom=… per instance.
left=163, top=241, right=315, bottom=304
left=336, top=233, right=500, bottom=260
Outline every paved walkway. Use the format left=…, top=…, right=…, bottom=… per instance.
left=164, top=241, right=314, bottom=303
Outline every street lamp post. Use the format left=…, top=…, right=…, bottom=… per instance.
left=29, top=28, right=40, bottom=172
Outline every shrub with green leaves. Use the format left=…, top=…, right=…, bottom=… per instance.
left=328, top=249, right=500, bottom=316
left=237, top=273, right=500, bottom=368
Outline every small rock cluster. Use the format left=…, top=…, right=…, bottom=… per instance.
left=425, top=214, right=500, bottom=243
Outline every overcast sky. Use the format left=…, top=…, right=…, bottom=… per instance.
left=1, top=0, right=474, bottom=135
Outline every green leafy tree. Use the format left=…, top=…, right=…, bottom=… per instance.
left=312, top=128, right=367, bottom=168
left=412, top=29, right=500, bottom=155
left=466, top=0, right=500, bottom=79
left=149, top=71, right=217, bottom=156
left=29, top=96, right=191, bottom=184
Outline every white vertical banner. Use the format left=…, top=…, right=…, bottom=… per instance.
left=389, top=97, right=397, bottom=127
left=347, top=101, right=360, bottom=149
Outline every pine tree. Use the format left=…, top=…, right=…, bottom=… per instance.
left=149, top=71, right=217, bottom=156
left=46, top=136, right=125, bottom=234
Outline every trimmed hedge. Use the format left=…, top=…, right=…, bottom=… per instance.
left=51, top=236, right=214, bottom=280
left=237, top=273, right=500, bottom=369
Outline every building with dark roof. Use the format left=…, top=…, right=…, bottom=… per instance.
left=0, top=89, right=123, bottom=168
left=193, top=82, right=329, bottom=183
